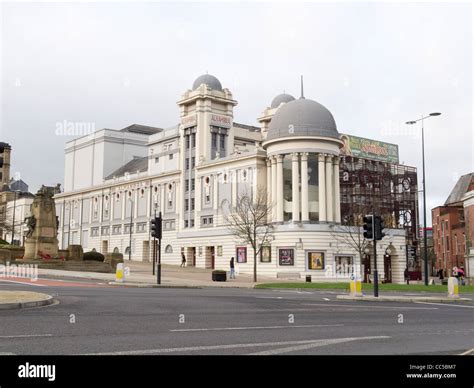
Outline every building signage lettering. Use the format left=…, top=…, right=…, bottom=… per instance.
left=181, top=115, right=197, bottom=128
left=210, top=114, right=231, bottom=128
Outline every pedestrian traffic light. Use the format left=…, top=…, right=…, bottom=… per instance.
left=374, top=215, right=385, bottom=241
left=363, top=215, right=373, bottom=239
left=150, top=217, right=162, bottom=239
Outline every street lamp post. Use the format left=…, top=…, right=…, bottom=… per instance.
left=11, top=191, right=18, bottom=245
left=406, top=112, right=441, bottom=286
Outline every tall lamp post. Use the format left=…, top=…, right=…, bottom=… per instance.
left=11, top=190, right=19, bottom=245
left=406, top=112, right=441, bottom=286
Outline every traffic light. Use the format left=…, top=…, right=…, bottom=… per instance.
left=363, top=215, right=373, bottom=239
left=374, top=215, right=385, bottom=241
left=151, top=216, right=162, bottom=239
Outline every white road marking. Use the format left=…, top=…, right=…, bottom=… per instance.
left=170, top=324, right=344, bottom=332
left=414, top=302, right=474, bottom=309
left=302, top=303, right=438, bottom=310
left=255, top=297, right=284, bottom=299
left=0, top=279, right=45, bottom=287
left=0, top=334, right=53, bottom=339
left=459, top=348, right=474, bottom=355
left=86, top=336, right=389, bottom=355
left=248, top=336, right=390, bottom=355
left=323, top=298, right=330, bottom=301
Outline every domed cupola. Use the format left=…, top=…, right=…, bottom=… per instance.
left=192, top=74, right=223, bottom=91
left=270, top=93, right=295, bottom=109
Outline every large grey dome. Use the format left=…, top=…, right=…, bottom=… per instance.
left=271, top=93, right=295, bottom=109
left=266, top=98, right=339, bottom=142
left=192, top=74, right=222, bottom=91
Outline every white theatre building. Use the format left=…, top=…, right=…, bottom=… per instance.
left=56, top=74, right=407, bottom=283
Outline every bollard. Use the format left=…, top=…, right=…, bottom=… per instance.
left=447, top=277, right=459, bottom=299
left=349, top=276, right=363, bottom=297
left=116, top=263, right=124, bottom=283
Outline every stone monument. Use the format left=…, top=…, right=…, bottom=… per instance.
left=23, top=184, right=61, bottom=260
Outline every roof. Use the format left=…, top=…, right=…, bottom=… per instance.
left=105, top=156, right=148, bottom=180
left=266, top=97, right=340, bottom=142
left=233, top=122, right=260, bottom=132
left=120, top=124, right=163, bottom=136
left=271, top=93, right=295, bottom=109
left=192, top=74, right=222, bottom=91
left=445, top=173, right=474, bottom=205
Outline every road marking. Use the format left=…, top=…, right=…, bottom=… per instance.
left=301, top=303, right=438, bottom=310
left=86, top=335, right=389, bottom=355
left=459, top=348, right=474, bottom=355
left=0, top=334, right=53, bottom=339
left=255, top=296, right=284, bottom=299
left=248, top=336, right=390, bottom=355
left=170, top=324, right=344, bottom=332
left=0, top=352, right=15, bottom=355
left=323, top=298, right=330, bottom=301
left=0, top=279, right=45, bottom=287
left=414, top=302, right=474, bottom=309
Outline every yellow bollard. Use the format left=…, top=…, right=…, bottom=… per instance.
left=350, top=276, right=363, bottom=297
left=447, top=277, right=459, bottom=299
left=116, top=263, right=124, bottom=283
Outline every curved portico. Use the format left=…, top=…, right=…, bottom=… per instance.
left=263, top=97, right=343, bottom=224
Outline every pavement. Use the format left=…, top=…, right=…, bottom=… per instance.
left=34, top=261, right=277, bottom=288
left=337, top=294, right=472, bottom=303
left=0, top=283, right=473, bottom=355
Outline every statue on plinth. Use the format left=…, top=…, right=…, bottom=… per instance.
left=23, top=185, right=60, bottom=260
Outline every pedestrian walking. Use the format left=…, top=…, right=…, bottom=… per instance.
left=230, top=257, right=235, bottom=279
left=180, top=253, right=186, bottom=268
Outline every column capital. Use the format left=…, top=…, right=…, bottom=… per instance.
left=332, top=155, right=340, bottom=164
left=325, top=154, right=333, bottom=163
left=266, top=158, right=272, bottom=167
left=276, top=154, right=284, bottom=163
left=291, top=152, right=300, bottom=161
left=270, top=155, right=277, bottom=164
left=300, top=152, right=309, bottom=161
left=318, top=153, right=326, bottom=162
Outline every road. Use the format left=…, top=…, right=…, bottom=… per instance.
left=0, top=278, right=473, bottom=355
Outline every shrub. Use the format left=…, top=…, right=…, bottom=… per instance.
left=83, top=251, right=105, bottom=262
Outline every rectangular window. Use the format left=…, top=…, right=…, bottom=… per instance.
left=185, top=158, right=189, bottom=170
left=185, top=199, right=189, bottom=211
left=191, top=198, right=195, bottom=210
left=191, top=133, right=196, bottom=148
left=186, top=136, right=190, bottom=149
left=155, top=157, right=159, bottom=163
left=185, top=180, right=189, bottom=192
left=191, top=157, right=195, bottom=168
left=203, top=218, right=207, bottom=225
left=184, top=220, right=189, bottom=228
left=169, top=153, right=173, bottom=160
left=191, top=179, right=195, bottom=191
left=212, top=133, right=217, bottom=148
left=190, top=219, right=195, bottom=227
left=208, top=217, right=213, bottom=224
left=220, top=134, right=225, bottom=150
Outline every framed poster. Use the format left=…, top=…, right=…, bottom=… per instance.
left=260, top=246, right=271, bottom=263
left=217, top=245, right=223, bottom=257
left=335, top=255, right=353, bottom=274
left=307, top=251, right=324, bottom=270
left=279, top=248, right=294, bottom=266
left=236, top=247, right=247, bottom=263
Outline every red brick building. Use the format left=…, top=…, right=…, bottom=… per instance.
left=432, top=173, right=474, bottom=276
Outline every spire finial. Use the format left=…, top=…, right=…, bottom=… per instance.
left=300, top=75, right=305, bottom=99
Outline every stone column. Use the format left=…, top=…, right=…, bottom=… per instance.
left=266, top=158, right=272, bottom=204
left=231, top=170, right=238, bottom=209
left=271, top=156, right=277, bottom=222
left=276, top=154, right=284, bottom=222
left=300, top=153, right=309, bottom=222
left=213, top=174, right=219, bottom=211
left=325, top=154, right=334, bottom=222
left=291, top=153, right=300, bottom=222
left=333, top=156, right=341, bottom=223
left=318, top=153, right=327, bottom=222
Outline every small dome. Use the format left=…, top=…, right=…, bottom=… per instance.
left=192, top=74, right=222, bottom=91
left=266, top=98, right=339, bottom=142
left=271, top=93, right=295, bottom=109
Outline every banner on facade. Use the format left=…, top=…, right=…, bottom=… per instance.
left=340, top=134, right=399, bottom=163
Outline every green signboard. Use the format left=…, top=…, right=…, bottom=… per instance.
left=340, top=134, right=399, bottom=163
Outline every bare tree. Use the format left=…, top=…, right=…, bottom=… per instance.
left=225, top=187, right=274, bottom=282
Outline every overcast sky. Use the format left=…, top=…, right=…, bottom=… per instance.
left=1, top=1, right=472, bottom=225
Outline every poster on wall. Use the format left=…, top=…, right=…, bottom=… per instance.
left=279, top=248, right=294, bottom=266
left=307, top=251, right=325, bottom=270
left=260, top=246, right=271, bottom=263
left=236, top=247, right=247, bottom=263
